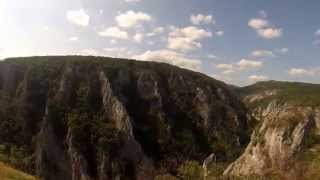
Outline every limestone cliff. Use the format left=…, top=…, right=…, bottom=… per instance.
left=224, top=81, right=320, bottom=178
left=0, top=56, right=252, bottom=180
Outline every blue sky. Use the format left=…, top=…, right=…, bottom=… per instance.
left=0, top=0, right=319, bottom=86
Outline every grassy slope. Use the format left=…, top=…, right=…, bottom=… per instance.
left=0, top=162, right=36, bottom=180
left=240, top=80, right=320, bottom=107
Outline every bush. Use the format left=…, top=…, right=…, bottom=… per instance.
left=155, top=174, right=179, bottom=180
left=178, top=160, right=203, bottom=180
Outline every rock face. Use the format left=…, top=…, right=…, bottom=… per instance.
left=0, top=56, right=251, bottom=180
left=224, top=81, right=320, bottom=177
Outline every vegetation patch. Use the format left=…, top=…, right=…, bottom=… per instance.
left=0, top=161, right=36, bottom=180
left=240, top=81, right=320, bottom=107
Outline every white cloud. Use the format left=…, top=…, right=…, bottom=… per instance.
left=98, top=27, right=128, bottom=39
left=81, top=49, right=102, bottom=56
left=214, top=59, right=263, bottom=75
left=125, top=0, right=141, bottom=2
left=221, top=69, right=236, bottom=75
left=190, top=14, right=215, bottom=25
left=250, top=50, right=275, bottom=58
left=237, top=59, right=263, bottom=69
left=278, top=48, right=288, bottom=53
left=215, top=63, right=235, bottom=74
left=69, top=37, right=79, bottom=41
left=248, top=18, right=269, bottom=29
left=147, top=41, right=154, bottom=45
left=147, top=27, right=165, bottom=37
left=104, top=47, right=126, bottom=52
left=248, top=75, right=269, bottom=82
left=315, top=29, right=320, bottom=36
left=42, top=26, right=49, bottom=31
left=66, top=9, right=90, bottom=26
left=79, top=48, right=131, bottom=58
left=168, top=37, right=202, bottom=51
left=154, top=27, right=165, bottom=33
left=288, top=68, right=319, bottom=76
left=216, top=63, right=233, bottom=70
left=208, top=54, right=217, bottom=59
left=169, top=26, right=212, bottom=40
left=248, top=13, right=282, bottom=39
left=215, top=31, right=224, bottom=36
left=116, top=11, right=151, bottom=28
left=110, top=39, right=118, bottom=44
left=132, top=49, right=201, bottom=71
left=168, top=26, right=212, bottom=51
left=134, top=33, right=144, bottom=43
left=257, top=28, right=282, bottom=39
left=103, top=47, right=129, bottom=57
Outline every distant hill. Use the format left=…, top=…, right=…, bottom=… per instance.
left=239, top=80, right=320, bottom=107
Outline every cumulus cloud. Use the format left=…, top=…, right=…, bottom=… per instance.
left=278, top=48, right=288, bottom=53
left=248, top=13, right=282, bottom=39
left=80, top=49, right=102, bottom=56
left=215, top=31, right=224, bottom=36
left=116, top=11, right=151, bottom=28
left=250, top=50, right=275, bottom=58
left=257, top=28, right=282, bottom=39
left=168, top=37, right=202, bottom=51
left=104, top=47, right=126, bottom=52
left=66, top=9, right=90, bottom=26
left=98, top=27, right=128, bottom=39
left=132, top=49, right=201, bottom=71
left=248, top=75, right=269, bottom=82
left=154, top=27, right=165, bottom=33
left=168, top=26, right=212, bottom=51
left=69, top=37, right=79, bottom=41
left=248, top=18, right=269, bottom=29
left=215, top=63, right=235, bottom=74
left=214, top=59, right=263, bottom=74
left=147, top=27, right=165, bottom=37
left=169, top=26, right=212, bottom=40
left=134, top=33, right=144, bottom=43
left=190, top=14, right=215, bottom=25
left=103, top=47, right=132, bottom=58
left=79, top=48, right=131, bottom=58
left=216, top=63, right=233, bottom=69
left=208, top=54, right=217, bottom=59
left=125, top=0, right=141, bottom=2
left=110, top=39, right=118, bottom=44
left=237, top=59, right=263, bottom=69
left=288, top=68, right=319, bottom=76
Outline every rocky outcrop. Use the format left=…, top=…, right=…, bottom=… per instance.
left=0, top=56, right=251, bottom=180
left=224, top=84, right=320, bottom=177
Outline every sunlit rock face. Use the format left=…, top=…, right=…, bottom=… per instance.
left=224, top=103, right=319, bottom=175
left=0, top=56, right=251, bottom=180
left=225, top=81, right=320, bottom=177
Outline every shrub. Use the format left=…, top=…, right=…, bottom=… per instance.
left=155, top=174, right=179, bottom=180
left=178, top=160, right=203, bottom=180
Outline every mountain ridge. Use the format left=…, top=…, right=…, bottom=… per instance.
left=0, top=56, right=252, bottom=180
